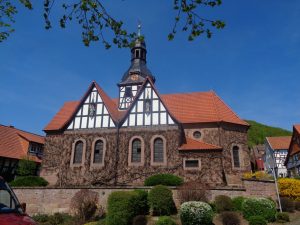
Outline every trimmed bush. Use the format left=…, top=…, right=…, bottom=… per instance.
left=156, top=216, right=177, bottom=225
left=215, top=195, right=233, bottom=212
left=144, top=174, right=183, bottom=186
left=132, top=190, right=149, bottom=215
left=70, top=189, right=99, bottom=222
left=242, top=197, right=276, bottom=222
left=220, top=211, right=240, bottom=225
left=17, top=158, right=37, bottom=176
left=232, top=196, right=246, bottom=211
left=248, top=216, right=267, bottom=225
left=148, top=185, right=176, bottom=216
left=133, top=215, right=147, bottom=225
left=9, top=176, right=48, bottom=187
left=180, top=201, right=213, bottom=225
left=177, top=182, right=208, bottom=204
left=280, top=197, right=295, bottom=212
left=276, top=212, right=290, bottom=223
left=107, top=190, right=148, bottom=225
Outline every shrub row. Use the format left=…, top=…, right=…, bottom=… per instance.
left=9, top=176, right=48, bottom=187
left=106, top=190, right=148, bottom=225
left=144, top=174, right=183, bottom=186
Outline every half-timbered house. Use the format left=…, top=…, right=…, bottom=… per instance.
left=0, top=124, right=44, bottom=181
left=264, top=136, right=291, bottom=177
left=285, top=125, right=300, bottom=177
left=42, top=38, right=251, bottom=187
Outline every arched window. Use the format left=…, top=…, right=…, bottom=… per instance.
left=93, top=140, right=104, bottom=163
left=132, top=139, right=142, bottom=163
left=154, top=138, right=164, bottom=163
left=73, top=141, right=83, bottom=164
left=232, top=146, right=240, bottom=168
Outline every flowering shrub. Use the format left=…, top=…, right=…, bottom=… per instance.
left=180, top=201, right=213, bottom=225
left=278, top=178, right=300, bottom=200
left=242, top=197, right=276, bottom=222
left=242, top=171, right=272, bottom=180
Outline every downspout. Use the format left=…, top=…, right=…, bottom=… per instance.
left=114, top=125, right=120, bottom=185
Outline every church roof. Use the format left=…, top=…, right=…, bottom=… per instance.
left=179, top=137, right=222, bottom=151
left=44, top=82, right=248, bottom=132
left=266, top=136, right=291, bottom=150
left=0, top=124, right=44, bottom=162
left=295, top=125, right=300, bottom=134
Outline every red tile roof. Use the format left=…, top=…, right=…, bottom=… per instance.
left=294, top=125, right=300, bottom=134
left=266, top=136, right=291, bottom=150
left=44, top=81, right=248, bottom=131
left=0, top=125, right=44, bottom=162
left=161, top=91, right=248, bottom=126
left=179, top=137, right=222, bottom=151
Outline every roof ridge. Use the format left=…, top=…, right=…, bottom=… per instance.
left=160, top=90, right=214, bottom=96
left=0, top=124, right=44, bottom=138
left=212, top=92, right=249, bottom=126
left=210, top=91, right=221, bottom=121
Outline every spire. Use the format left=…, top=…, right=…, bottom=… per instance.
left=118, top=23, right=155, bottom=86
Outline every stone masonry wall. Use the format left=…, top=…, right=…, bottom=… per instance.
left=13, top=179, right=277, bottom=216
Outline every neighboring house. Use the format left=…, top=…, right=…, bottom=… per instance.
left=42, top=37, right=251, bottom=187
left=0, top=124, right=44, bottom=181
left=285, top=125, right=300, bottom=177
left=264, top=136, right=291, bottom=177
left=250, top=144, right=265, bottom=171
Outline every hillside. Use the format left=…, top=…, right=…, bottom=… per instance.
left=246, top=120, right=292, bottom=148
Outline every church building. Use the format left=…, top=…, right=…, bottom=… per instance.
left=42, top=37, right=251, bottom=187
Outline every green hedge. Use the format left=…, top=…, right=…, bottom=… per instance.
left=232, top=196, right=246, bottom=211
left=148, top=185, right=176, bottom=216
left=242, top=198, right=276, bottom=222
left=214, top=195, right=233, bottom=212
left=10, top=176, right=48, bottom=187
left=106, top=190, right=148, bottom=225
left=144, top=174, right=183, bottom=186
left=155, top=216, right=177, bottom=225
left=248, top=216, right=267, bottom=225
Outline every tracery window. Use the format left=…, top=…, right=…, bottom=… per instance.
left=132, top=139, right=142, bottom=163
left=93, top=140, right=104, bottom=163
left=73, top=141, right=83, bottom=164
left=153, top=138, right=164, bottom=163
left=232, top=146, right=240, bottom=168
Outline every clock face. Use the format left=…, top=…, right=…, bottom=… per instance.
left=130, top=74, right=139, bottom=81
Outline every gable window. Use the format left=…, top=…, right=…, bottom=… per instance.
left=132, top=139, right=142, bottom=162
left=74, top=141, right=83, bottom=164
left=232, top=146, right=240, bottom=168
left=128, top=136, right=144, bottom=166
left=184, top=159, right=201, bottom=170
left=151, top=136, right=167, bottom=165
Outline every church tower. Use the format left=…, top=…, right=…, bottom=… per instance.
left=118, top=25, right=155, bottom=110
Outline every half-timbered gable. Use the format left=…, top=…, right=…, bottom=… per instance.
left=66, top=83, right=116, bottom=130
left=121, top=79, right=176, bottom=127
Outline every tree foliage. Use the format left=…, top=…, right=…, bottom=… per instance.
left=246, top=120, right=292, bottom=148
left=0, top=0, right=225, bottom=47
left=17, top=158, right=36, bottom=176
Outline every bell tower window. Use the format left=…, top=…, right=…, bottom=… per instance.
left=135, top=49, right=140, bottom=58
left=124, top=87, right=133, bottom=98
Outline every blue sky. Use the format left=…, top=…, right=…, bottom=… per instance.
left=1, top=0, right=300, bottom=135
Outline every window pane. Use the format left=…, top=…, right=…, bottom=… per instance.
left=185, top=160, right=199, bottom=168
left=233, top=146, right=240, bottom=167
left=74, top=141, right=83, bottom=164
left=132, top=139, right=141, bottom=162
left=154, top=138, right=164, bottom=162
left=94, top=140, right=103, bottom=163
